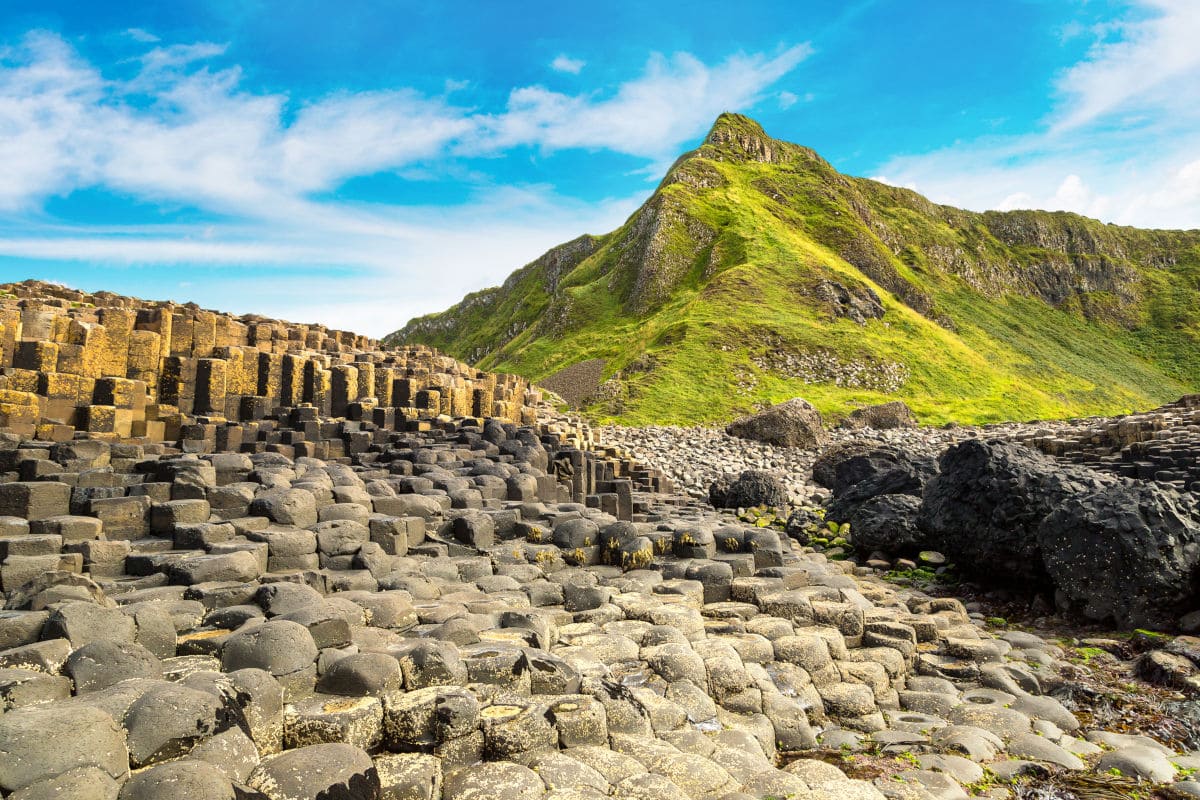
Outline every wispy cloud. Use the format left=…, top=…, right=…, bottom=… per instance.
left=550, top=54, right=585, bottom=74
left=0, top=31, right=810, bottom=332
left=0, top=31, right=807, bottom=208
left=481, top=46, right=813, bottom=159
left=124, top=28, right=159, bottom=44
left=871, top=0, right=1200, bottom=229
left=1051, top=0, right=1200, bottom=132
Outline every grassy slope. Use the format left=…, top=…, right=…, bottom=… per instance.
left=392, top=116, right=1200, bottom=426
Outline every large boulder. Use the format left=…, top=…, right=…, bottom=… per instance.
left=117, top=760, right=239, bottom=800
left=726, top=399, right=827, bottom=448
left=1039, top=483, right=1200, bottom=629
left=812, top=442, right=933, bottom=496
left=918, top=439, right=1111, bottom=585
left=709, top=470, right=789, bottom=509
left=844, top=494, right=925, bottom=556
left=824, top=449, right=938, bottom=523
left=840, top=401, right=918, bottom=430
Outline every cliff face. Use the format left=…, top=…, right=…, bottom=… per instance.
left=389, top=114, right=1200, bottom=426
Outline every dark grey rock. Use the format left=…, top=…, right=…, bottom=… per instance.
left=709, top=470, right=788, bottom=509
left=0, top=704, right=129, bottom=793
left=1039, top=482, right=1200, bottom=628
left=919, top=439, right=1106, bottom=585
left=843, top=494, right=924, bottom=556
left=65, top=640, right=163, bottom=693
left=124, top=682, right=235, bottom=767
left=248, top=743, right=380, bottom=800
left=43, top=602, right=136, bottom=647
left=7, top=765, right=120, bottom=800
left=118, top=760, right=237, bottom=800
left=247, top=489, right=318, bottom=529
left=316, top=652, right=402, bottom=697
left=221, top=620, right=318, bottom=677
left=0, top=667, right=72, bottom=711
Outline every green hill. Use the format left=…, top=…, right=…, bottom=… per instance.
left=387, top=114, right=1200, bottom=426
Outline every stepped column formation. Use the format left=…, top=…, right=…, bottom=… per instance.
left=1018, top=394, right=1200, bottom=489
left=0, top=280, right=537, bottom=444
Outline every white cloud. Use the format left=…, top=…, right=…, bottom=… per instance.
left=279, top=91, right=475, bottom=194
left=869, top=175, right=917, bottom=192
left=777, top=90, right=798, bottom=109
left=480, top=46, right=813, bottom=159
left=0, top=30, right=809, bottom=334
left=124, top=28, right=159, bottom=43
left=1052, top=0, right=1200, bottom=132
left=0, top=187, right=644, bottom=334
left=870, top=1, right=1200, bottom=230
left=550, top=54, right=585, bottom=74
left=137, top=41, right=228, bottom=74
left=0, top=31, right=808, bottom=208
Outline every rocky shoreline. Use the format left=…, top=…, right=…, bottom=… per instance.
left=1, top=399, right=1200, bottom=799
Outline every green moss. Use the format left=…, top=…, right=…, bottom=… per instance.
left=389, top=115, right=1200, bottom=426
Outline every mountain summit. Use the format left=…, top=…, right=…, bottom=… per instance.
left=388, top=114, right=1200, bottom=425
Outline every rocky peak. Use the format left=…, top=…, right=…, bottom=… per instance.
left=703, top=112, right=782, bottom=164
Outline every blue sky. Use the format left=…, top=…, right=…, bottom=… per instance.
left=0, top=0, right=1197, bottom=336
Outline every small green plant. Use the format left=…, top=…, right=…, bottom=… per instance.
left=622, top=547, right=653, bottom=571
left=882, top=563, right=958, bottom=588
left=963, top=768, right=1004, bottom=795
left=1074, top=646, right=1105, bottom=664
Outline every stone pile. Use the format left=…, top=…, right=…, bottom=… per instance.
left=598, top=423, right=1004, bottom=505
left=0, top=409, right=1197, bottom=799
left=0, top=280, right=539, bottom=442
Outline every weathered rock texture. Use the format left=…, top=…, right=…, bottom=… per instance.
left=1021, top=394, right=1200, bottom=491
left=726, top=399, right=828, bottom=449
left=819, top=434, right=1200, bottom=628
